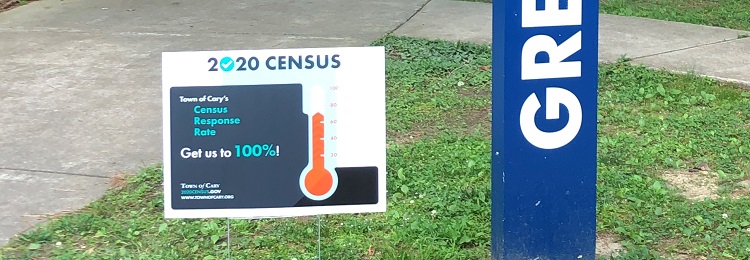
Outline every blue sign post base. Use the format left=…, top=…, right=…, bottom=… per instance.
left=491, top=0, right=598, bottom=258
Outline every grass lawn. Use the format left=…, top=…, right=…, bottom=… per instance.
left=2, top=36, right=750, bottom=259
left=600, top=0, right=750, bottom=32
left=456, top=0, right=750, bottom=32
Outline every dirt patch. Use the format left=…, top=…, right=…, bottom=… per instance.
left=661, top=251, right=706, bottom=260
left=661, top=170, right=719, bottom=201
left=458, top=88, right=490, bottom=99
left=679, top=0, right=719, bottom=9
left=658, top=238, right=707, bottom=260
left=0, top=0, right=14, bottom=10
left=292, top=215, right=316, bottom=224
left=731, top=179, right=750, bottom=199
left=388, top=106, right=490, bottom=146
left=596, top=232, right=624, bottom=258
left=444, top=107, right=490, bottom=133
left=598, top=124, right=621, bottom=135
left=0, top=0, right=36, bottom=12
left=388, top=132, right=424, bottom=147
left=109, top=172, right=130, bottom=190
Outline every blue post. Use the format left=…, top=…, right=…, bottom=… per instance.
left=491, top=0, right=598, bottom=258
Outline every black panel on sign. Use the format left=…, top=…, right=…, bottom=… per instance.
left=294, top=166, right=379, bottom=207
left=170, top=84, right=309, bottom=209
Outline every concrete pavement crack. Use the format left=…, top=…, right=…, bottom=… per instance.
left=0, top=167, right=110, bottom=179
left=387, top=0, right=433, bottom=35
left=631, top=37, right=742, bottom=60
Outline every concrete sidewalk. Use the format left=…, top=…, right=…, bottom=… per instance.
left=1, top=0, right=748, bottom=246
left=0, top=0, right=430, bottom=245
left=394, top=0, right=750, bottom=85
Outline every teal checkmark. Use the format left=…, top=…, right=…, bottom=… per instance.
left=219, top=57, right=234, bottom=72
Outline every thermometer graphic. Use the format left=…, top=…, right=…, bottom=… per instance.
left=300, top=86, right=338, bottom=200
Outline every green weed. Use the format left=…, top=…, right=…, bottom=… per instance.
left=601, top=0, right=750, bottom=31
left=598, top=61, right=750, bottom=258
